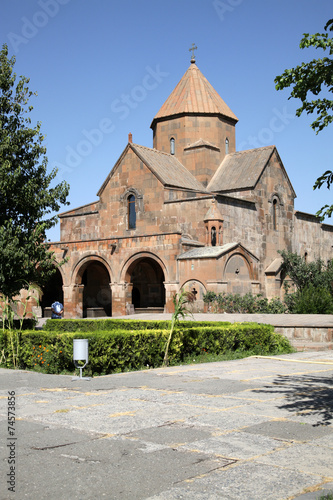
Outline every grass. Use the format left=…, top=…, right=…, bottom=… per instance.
left=1, top=348, right=293, bottom=376
left=168, top=349, right=291, bottom=367
left=318, top=493, right=333, bottom=500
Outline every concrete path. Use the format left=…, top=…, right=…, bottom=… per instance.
left=1, top=351, right=333, bottom=499
left=38, top=312, right=333, bottom=328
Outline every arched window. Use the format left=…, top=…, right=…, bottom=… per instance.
left=128, top=194, right=136, bottom=229
left=225, top=138, right=229, bottom=155
left=273, top=198, right=278, bottom=230
left=211, top=226, right=217, bottom=246
left=170, top=138, right=175, bottom=155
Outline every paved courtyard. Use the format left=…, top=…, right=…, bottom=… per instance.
left=1, top=349, right=333, bottom=499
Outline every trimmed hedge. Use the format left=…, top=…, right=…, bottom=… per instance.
left=0, top=322, right=293, bottom=375
left=44, top=318, right=232, bottom=333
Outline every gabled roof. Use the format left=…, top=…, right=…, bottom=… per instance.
left=184, top=138, right=220, bottom=152
left=97, top=143, right=207, bottom=196
left=151, top=62, right=238, bottom=128
left=265, top=257, right=283, bottom=275
left=131, top=144, right=208, bottom=191
left=207, top=146, right=296, bottom=196
left=178, top=242, right=259, bottom=261
left=204, top=200, right=223, bottom=222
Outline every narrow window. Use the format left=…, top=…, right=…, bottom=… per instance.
left=128, top=194, right=136, bottom=229
left=211, top=226, right=217, bottom=246
left=273, top=198, right=277, bottom=230
left=225, top=138, right=229, bottom=155
left=304, top=252, right=308, bottom=263
left=170, top=137, right=175, bottom=155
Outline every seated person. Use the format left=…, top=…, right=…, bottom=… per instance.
left=51, top=301, right=64, bottom=319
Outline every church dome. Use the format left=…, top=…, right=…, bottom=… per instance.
left=151, top=61, right=238, bottom=129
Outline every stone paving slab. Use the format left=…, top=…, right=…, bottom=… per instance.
left=1, top=351, right=333, bottom=499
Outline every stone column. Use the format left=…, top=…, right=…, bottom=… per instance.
left=163, top=282, right=179, bottom=313
left=110, top=282, right=132, bottom=316
left=63, top=284, right=84, bottom=318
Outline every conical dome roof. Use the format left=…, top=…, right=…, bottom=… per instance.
left=151, top=62, right=238, bottom=128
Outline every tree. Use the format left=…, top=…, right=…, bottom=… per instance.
left=275, top=19, right=333, bottom=219
left=279, top=251, right=333, bottom=314
left=0, top=44, right=69, bottom=301
left=279, top=250, right=333, bottom=293
left=163, top=289, right=195, bottom=367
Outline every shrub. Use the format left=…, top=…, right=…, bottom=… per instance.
left=0, top=321, right=293, bottom=375
left=292, top=284, right=333, bottom=314
left=203, top=292, right=287, bottom=314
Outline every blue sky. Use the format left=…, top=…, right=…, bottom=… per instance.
left=1, top=0, right=332, bottom=241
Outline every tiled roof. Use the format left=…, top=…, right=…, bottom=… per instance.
left=207, top=146, right=275, bottom=192
left=130, top=144, right=207, bottom=192
left=265, top=257, right=283, bottom=274
left=184, top=138, right=220, bottom=151
left=178, top=242, right=239, bottom=260
left=204, top=200, right=224, bottom=221
left=151, top=63, right=238, bottom=126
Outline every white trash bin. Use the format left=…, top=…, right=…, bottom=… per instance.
left=72, top=339, right=90, bottom=381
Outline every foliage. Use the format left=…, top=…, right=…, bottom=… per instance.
left=279, top=251, right=333, bottom=313
left=0, top=44, right=69, bottom=300
left=0, top=322, right=293, bottom=375
left=163, top=289, right=195, bottom=366
left=279, top=250, right=333, bottom=294
left=274, top=20, right=333, bottom=220
left=0, top=283, right=40, bottom=367
left=44, top=318, right=174, bottom=332
left=203, top=291, right=287, bottom=314
left=290, top=284, right=333, bottom=314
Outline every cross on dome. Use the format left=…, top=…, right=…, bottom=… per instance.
left=189, top=43, right=197, bottom=63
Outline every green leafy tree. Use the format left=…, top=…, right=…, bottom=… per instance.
left=292, top=284, right=333, bottom=314
left=275, top=19, right=333, bottom=219
left=163, top=289, right=195, bottom=366
left=280, top=250, right=333, bottom=313
left=0, top=44, right=69, bottom=301
left=279, top=250, right=333, bottom=293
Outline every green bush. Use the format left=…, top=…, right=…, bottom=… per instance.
left=0, top=322, right=293, bottom=375
left=44, top=318, right=232, bottom=333
left=0, top=318, right=37, bottom=330
left=291, top=284, right=333, bottom=314
left=45, top=318, right=172, bottom=333
left=203, top=292, right=287, bottom=314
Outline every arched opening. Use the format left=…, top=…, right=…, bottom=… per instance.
left=224, top=253, right=252, bottom=295
left=170, top=137, right=175, bottom=155
left=128, top=257, right=165, bottom=311
left=211, top=226, right=217, bottom=246
left=225, top=137, right=229, bottom=155
left=128, top=194, right=136, bottom=229
left=273, top=198, right=278, bottom=230
left=181, top=280, right=207, bottom=313
left=41, top=268, right=63, bottom=318
left=78, top=261, right=111, bottom=317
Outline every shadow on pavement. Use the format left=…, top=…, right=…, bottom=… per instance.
left=253, top=374, right=333, bottom=426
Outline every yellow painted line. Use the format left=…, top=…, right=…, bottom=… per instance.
left=14, top=392, right=36, bottom=397
left=108, top=411, right=137, bottom=418
left=179, top=403, right=247, bottom=412
left=158, top=367, right=206, bottom=375
left=72, top=403, right=105, bottom=409
left=35, top=400, right=50, bottom=403
left=41, top=388, right=80, bottom=393
left=140, top=387, right=184, bottom=395
left=251, top=356, right=333, bottom=365
left=241, top=367, right=333, bottom=381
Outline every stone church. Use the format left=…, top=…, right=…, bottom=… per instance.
left=44, top=54, right=333, bottom=318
